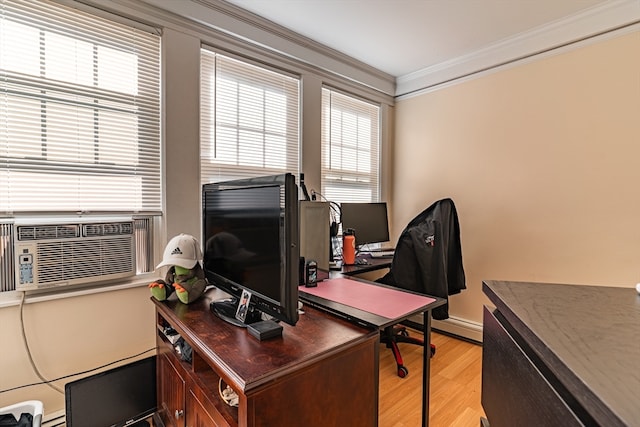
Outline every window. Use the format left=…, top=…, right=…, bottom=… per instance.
left=0, top=0, right=161, bottom=214
left=321, top=88, right=381, bottom=203
left=0, top=0, right=160, bottom=292
left=200, top=49, right=300, bottom=184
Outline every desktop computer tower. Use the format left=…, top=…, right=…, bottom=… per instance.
left=299, top=201, right=330, bottom=277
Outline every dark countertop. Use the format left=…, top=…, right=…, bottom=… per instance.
left=483, top=280, right=640, bottom=427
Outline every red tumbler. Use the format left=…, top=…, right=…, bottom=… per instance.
left=342, top=230, right=356, bottom=265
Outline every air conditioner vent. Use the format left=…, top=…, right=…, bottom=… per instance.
left=83, top=222, right=133, bottom=237
left=17, top=224, right=80, bottom=241
left=35, top=237, right=134, bottom=284
left=14, top=220, right=136, bottom=291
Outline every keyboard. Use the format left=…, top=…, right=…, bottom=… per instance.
left=369, top=250, right=394, bottom=258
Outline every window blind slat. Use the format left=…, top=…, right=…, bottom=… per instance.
left=200, top=49, right=300, bottom=184
left=321, top=88, right=381, bottom=203
left=0, top=0, right=161, bottom=215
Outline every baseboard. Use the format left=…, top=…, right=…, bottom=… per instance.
left=407, top=314, right=483, bottom=343
left=432, top=317, right=483, bottom=343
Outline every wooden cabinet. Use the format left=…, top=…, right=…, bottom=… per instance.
left=157, top=352, right=187, bottom=426
left=153, top=288, right=379, bottom=427
left=482, top=307, right=583, bottom=426
left=186, top=389, right=221, bottom=427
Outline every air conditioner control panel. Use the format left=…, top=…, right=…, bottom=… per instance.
left=17, top=245, right=35, bottom=286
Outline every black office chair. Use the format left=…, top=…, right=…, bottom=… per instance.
left=377, top=198, right=466, bottom=378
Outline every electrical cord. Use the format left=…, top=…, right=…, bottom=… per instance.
left=0, top=345, right=158, bottom=394
left=5, top=291, right=157, bottom=395
left=299, top=173, right=311, bottom=201
left=309, top=189, right=343, bottom=262
left=19, top=291, right=64, bottom=394
left=310, top=190, right=341, bottom=232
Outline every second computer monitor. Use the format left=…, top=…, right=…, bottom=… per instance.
left=340, top=202, right=390, bottom=248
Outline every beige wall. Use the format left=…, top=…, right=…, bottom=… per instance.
left=0, top=286, right=156, bottom=412
left=393, top=30, right=640, bottom=325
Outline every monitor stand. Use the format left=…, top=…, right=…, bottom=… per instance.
left=210, top=297, right=261, bottom=327
left=210, top=297, right=282, bottom=340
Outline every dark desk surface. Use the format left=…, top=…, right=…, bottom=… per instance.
left=317, top=255, right=443, bottom=329
left=338, top=255, right=392, bottom=276
left=484, top=280, right=640, bottom=427
left=311, top=258, right=445, bottom=427
left=300, top=275, right=444, bottom=330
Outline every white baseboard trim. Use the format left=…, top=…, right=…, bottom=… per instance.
left=432, top=317, right=483, bottom=343
left=408, top=314, right=483, bottom=343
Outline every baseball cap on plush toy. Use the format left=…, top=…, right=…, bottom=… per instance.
left=157, top=234, right=203, bottom=269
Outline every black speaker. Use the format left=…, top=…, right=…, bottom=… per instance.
left=299, top=256, right=305, bottom=285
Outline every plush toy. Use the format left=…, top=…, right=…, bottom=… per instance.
left=149, top=234, right=207, bottom=304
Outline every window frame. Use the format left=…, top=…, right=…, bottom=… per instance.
left=321, top=87, right=382, bottom=203
left=0, top=0, right=162, bottom=216
left=200, top=48, right=301, bottom=185
left=0, top=0, right=161, bottom=294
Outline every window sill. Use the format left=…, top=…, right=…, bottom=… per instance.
left=0, top=273, right=159, bottom=309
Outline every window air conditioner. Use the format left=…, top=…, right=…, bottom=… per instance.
left=14, top=220, right=136, bottom=291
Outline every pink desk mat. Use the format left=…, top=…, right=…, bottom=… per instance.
left=301, top=277, right=436, bottom=320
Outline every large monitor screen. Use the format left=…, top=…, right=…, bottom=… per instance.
left=204, top=185, right=281, bottom=301
left=340, top=202, right=390, bottom=248
left=202, top=173, right=299, bottom=326
left=65, top=356, right=156, bottom=427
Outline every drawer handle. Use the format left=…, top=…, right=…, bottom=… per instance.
left=175, top=409, right=184, bottom=419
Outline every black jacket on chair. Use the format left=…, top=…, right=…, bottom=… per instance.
left=378, top=198, right=466, bottom=320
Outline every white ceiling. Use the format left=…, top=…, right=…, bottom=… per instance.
left=223, top=0, right=612, bottom=78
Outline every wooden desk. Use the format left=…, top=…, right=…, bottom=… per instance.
left=482, top=280, right=640, bottom=427
left=153, top=288, right=379, bottom=427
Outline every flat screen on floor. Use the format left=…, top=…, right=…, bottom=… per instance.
left=65, top=356, right=156, bottom=427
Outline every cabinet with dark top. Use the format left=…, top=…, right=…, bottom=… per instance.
left=481, top=280, right=640, bottom=427
left=152, top=288, right=379, bottom=427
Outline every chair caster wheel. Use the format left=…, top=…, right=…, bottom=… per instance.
left=397, top=366, right=409, bottom=378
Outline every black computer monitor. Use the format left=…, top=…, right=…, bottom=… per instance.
left=340, top=202, right=390, bottom=249
left=202, top=173, right=299, bottom=327
left=65, top=356, right=156, bottom=427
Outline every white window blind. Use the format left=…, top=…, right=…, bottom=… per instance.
left=200, top=49, right=300, bottom=184
left=321, top=87, right=381, bottom=203
left=0, top=0, right=161, bottom=214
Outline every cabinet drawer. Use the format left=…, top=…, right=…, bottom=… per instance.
left=158, top=353, right=187, bottom=427
left=482, top=307, right=583, bottom=427
left=187, top=388, right=227, bottom=427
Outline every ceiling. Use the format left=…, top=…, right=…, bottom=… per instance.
left=223, top=0, right=611, bottom=78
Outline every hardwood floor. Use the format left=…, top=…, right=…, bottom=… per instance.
left=379, top=330, right=485, bottom=427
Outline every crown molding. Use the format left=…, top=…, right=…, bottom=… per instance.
left=138, top=0, right=396, bottom=97
left=396, top=0, right=640, bottom=98
left=68, top=0, right=395, bottom=102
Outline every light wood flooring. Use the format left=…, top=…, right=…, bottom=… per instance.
left=379, top=330, right=485, bottom=427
